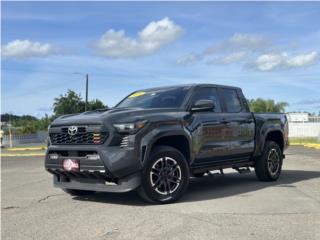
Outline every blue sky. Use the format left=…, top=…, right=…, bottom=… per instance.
left=2, top=1, right=320, bottom=117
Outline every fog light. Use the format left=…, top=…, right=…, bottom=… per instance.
left=86, top=154, right=100, bottom=160
left=49, top=153, right=59, bottom=160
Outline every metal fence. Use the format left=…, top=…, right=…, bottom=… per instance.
left=288, top=122, right=320, bottom=139
left=308, top=116, right=320, bottom=123
left=2, top=131, right=47, bottom=147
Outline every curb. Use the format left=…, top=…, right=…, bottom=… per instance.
left=290, top=143, right=320, bottom=150
left=6, top=146, right=47, bottom=151
left=1, top=153, right=45, bottom=157
left=303, top=143, right=320, bottom=150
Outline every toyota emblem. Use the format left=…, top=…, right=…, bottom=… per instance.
left=68, top=126, right=78, bottom=136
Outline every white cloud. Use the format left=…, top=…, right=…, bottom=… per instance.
left=178, top=33, right=269, bottom=65
left=229, top=33, right=269, bottom=49
left=204, top=33, right=269, bottom=55
left=222, top=51, right=247, bottom=64
left=176, top=53, right=202, bottom=65
left=285, top=51, right=319, bottom=68
left=94, top=17, right=183, bottom=58
left=2, top=39, right=58, bottom=59
left=255, top=53, right=286, bottom=71
left=177, top=32, right=319, bottom=72
left=207, top=51, right=247, bottom=65
left=255, top=51, right=319, bottom=71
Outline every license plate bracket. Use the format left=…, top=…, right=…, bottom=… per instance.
left=63, top=159, right=80, bottom=172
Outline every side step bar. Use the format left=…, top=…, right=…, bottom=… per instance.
left=191, top=160, right=254, bottom=174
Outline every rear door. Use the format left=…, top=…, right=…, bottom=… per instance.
left=218, top=88, right=255, bottom=159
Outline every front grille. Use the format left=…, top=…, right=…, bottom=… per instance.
left=61, top=127, right=86, bottom=134
left=50, top=131, right=108, bottom=145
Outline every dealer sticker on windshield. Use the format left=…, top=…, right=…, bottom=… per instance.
left=128, top=91, right=146, bottom=98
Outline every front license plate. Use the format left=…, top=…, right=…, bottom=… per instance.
left=63, top=159, right=80, bottom=172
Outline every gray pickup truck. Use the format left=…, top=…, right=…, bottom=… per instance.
left=45, top=84, right=289, bottom=203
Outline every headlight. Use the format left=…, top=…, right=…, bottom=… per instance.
left=113, top=120, right=147, bottom=134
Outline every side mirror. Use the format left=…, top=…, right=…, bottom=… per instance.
left=191, top=99, right=215, bottom=112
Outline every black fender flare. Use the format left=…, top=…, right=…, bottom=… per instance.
left=140, top=124, right=193, bottom=165
left=256, top=127, right=284, bottom=156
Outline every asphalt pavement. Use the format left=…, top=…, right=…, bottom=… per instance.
left=1, top=146, right=320, bottom=240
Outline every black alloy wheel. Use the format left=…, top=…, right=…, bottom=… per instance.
left=138, top=146, right=190, bottom=204
left=255, top=141, right=283, bottom=181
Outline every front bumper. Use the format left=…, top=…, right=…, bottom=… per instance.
left=53, top=172, right=141, bottom=193
left=45, top=144, right=143, bottom=193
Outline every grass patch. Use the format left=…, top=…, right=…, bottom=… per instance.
left=289, top=137, right=319, bottom=144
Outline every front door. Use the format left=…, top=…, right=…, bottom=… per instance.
left=187, top=87, right=229, bottom=165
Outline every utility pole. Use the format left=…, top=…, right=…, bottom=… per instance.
left=85, top=74, right=89, bottom=111
left=8, top=114, right=13, bottom=148
left=8, top=124, right=13, bottom=148
left=73, top=72, right=89, bottom=112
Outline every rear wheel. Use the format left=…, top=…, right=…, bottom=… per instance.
left=63, top=189, right=95, bottom=196
left=255, top=141, right=283, bottom=181
left=138, top=146, right=190, bottom=204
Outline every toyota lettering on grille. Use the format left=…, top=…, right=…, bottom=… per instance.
left=68, top=126, right=78, bottom=136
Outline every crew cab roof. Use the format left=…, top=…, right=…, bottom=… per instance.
left=136, top=83, right=241, bottom=92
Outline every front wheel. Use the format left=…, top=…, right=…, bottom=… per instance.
left=138, top=146, right=190, bottom=204
left=255, top=141, right=283, bottom=181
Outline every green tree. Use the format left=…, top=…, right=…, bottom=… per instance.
left=53, top=89, right=107, bottom=116
left=1, top=113, right=52, bottom=134
left=248, top=98, right=288, bottom=113
left=53, top=90, right=84, bottom=116
left=87, top=99, right=106, bottom=111
left=1, top=91, right=107, bottom=135
left=1, top=113, right=37, bottom=122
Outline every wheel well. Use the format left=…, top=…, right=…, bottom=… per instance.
left=152, top=135, right=190, bottom=162
left=266, top=131, right=284, bottom=151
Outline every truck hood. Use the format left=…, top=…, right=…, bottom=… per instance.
left=51, top=108, right=188, bottom=127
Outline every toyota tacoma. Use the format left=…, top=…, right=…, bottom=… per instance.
left=45, top=84, right=288, bottom=203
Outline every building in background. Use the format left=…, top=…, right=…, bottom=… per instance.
left=287, top=112, right=320, bottom=139
left=286, top=112, right=309, bottom=122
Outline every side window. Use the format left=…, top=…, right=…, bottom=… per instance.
left=192, top=87, right=221, bottom=112
left=221, top=88, right=242, bottom=113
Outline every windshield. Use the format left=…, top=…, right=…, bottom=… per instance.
left=116, top=86, right=190, bottom=109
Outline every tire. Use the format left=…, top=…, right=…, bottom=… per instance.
left=138, top=146, right=190, bottom=204
left=63, top=189, right=96, bottom=196
left=255, top=141, right=283, bottom=181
